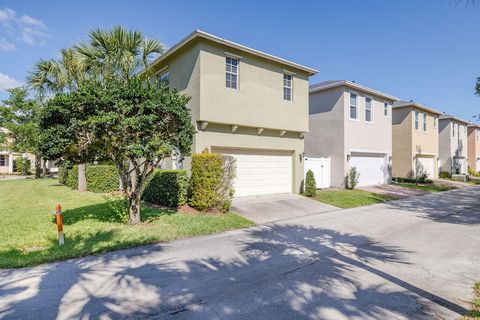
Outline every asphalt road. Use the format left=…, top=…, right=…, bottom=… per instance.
left=1, top=186, right=479, bottom=319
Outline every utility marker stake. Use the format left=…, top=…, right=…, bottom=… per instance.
left=56, top=204, right=64, bottom=245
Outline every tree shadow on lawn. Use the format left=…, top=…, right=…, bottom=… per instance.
left=58, top=199, right=175, bottom=225
left=0, top=224, right=468, bottom=319
left=386, top=186, right=480, bottom=225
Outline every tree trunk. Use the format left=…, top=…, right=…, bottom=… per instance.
left=128, top=192, right=141, bottom=224
left=34, top=155, right=41, bottom=179
left=78, top=163, right=87, bottom=191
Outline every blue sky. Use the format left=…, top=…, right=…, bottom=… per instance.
left=0, top=0, right=479, bottom=120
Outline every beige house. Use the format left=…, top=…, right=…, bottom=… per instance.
left=0, top=127, right=37, bottom=174
left=467, top=124, right=480, bottom=173
left=306, top=80, right=396, bottom=187
left=392, top=101, right=442, bottom=179
left=147, top=30, right=317, bottom=197
left=438, top=115, right=469, bottom=175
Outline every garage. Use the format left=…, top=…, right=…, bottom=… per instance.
left=477, top=159, right=480, bottom=172
left=416, top=157, right=435, bottom=179
left=213, top=148, right=293, bottom=197
left=349, top=152, right=388, bottom=186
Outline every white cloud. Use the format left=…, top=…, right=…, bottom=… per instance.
left=0, top=8, right=48, bottom=47
left=0, top=72, right=21, bottom=91
left=0, top=37, right=15, bottom=51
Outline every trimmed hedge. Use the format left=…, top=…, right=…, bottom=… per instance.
left=58, top=166, right=68, bottom=185
left=86, top=165, right=119, bottom=193
left=143, top=169, right=188, bottom=207
left=304, top=170, right=316, bottom=197
left=188, top=152, right=224, bottom=211
left=65, top=165, right=78, bottom=189
left=439, top=171, right=451, bottom=179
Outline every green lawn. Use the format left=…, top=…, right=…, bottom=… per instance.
left=0, top=179, right=254, bottom=269
left=396, top=182, right=456, bottom=193
left=313, top=189, right=393, bottom=209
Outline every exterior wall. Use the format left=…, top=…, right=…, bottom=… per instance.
left=196, top=124, right=304, bottom=193
left=198, top=41, right=309, bottom=132
left=467, top=126, right=480, bottom=172
left=439, top=119, right=469, bottom=174
left=411, top=108, right=439, bottom=178
left=151, top=37, right=310, bottom=194
left=343, top=89, right=393, bottom=183
left=305, top=87, right=345, bottom=187
left=392, top=108, right=413, bottom=178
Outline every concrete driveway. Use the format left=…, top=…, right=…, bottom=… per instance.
left=1, top=186, right=480, bottom=319
left=232, top=193, right=339, bottom=224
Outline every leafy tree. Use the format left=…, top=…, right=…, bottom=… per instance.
left=0, top=87, right=43, bottom=177
left=39, top=78, right=195, bottom=224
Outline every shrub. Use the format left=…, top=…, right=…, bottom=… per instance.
left=86, top=165, right=119, bottom=193
left=143, top=169, right=188, bottom=207
left=188, top=150, right=234, bottom=212
left=65, top=165, right=78, bottom=189
left=439, top=171, right=451, bottom=179
left=58, top=166, right=69, bottom=185
left=13, top=158, right=31, bottom=175
left=304, top=170, right=317, bottom=197
left=415, top=168, right=429, bottom=184
left=345, top=167, right=360, bottom=190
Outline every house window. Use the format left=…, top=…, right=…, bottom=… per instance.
left=433, top=117, right=437, bottom=128
left=453, top=123, right=456, bottom=137
left=414, top=111, right=419, bottom=130
left=283, top=74, right=292, bottom=101
left=383, top=102, right=390, bottom=117
left=157, top=70, right=170, bottom=88
left=349, top=93, right=358, bottom=120
left=477, top=130, right=479, bottom=142
left=0, top=155, right=7, bottom=167
left=423, top=113, right=427, bottom=132
left=365, top=97, right=373, bottom=122
left=226, top=57, right=238, bottom=89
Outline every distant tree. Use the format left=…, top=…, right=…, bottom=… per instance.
left=39, top=78, right=195, bottom=224
left=0, top=87, right=43, bottom=177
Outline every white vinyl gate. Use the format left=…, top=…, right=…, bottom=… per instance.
left=304, top=157, right=330, bottom=189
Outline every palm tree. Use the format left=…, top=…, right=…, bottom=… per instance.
left=75, top=25, right=163, bottom=81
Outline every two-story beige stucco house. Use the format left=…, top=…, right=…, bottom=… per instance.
left=467, top=124, right=480, bottom=173
left=392, top=101, right=442, bottom=179
left=147, top=30, right=317, bottom=197
left=438, top=115, right=469, bottom=174
left=305, top=80, right=397, bottom=187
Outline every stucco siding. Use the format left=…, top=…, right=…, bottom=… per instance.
left=439, top=119, right=468, bottom=174
left=392, top=108, right=413, bottom=178
left=305, top=87, right=345, bottom=187
left=199, top=41, right=309, bottom=132
left=468, top=126, right=480, bottom=171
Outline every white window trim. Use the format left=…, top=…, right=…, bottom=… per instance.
left=283, top=73, right=293, bottom=102
left=225, top=56, right=239, bottom=91
left=383, top=101, right=390, bottom=118
left=365, top=96, right=374, bottom=123
left=349, top=91, right=359, bottom=121
left=422, top=113, right=427, bottom=133
left=414, top=111, right=420, bottom=131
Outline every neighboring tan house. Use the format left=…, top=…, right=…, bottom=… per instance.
left=147, top=30, right=318, bottom=197
left=0, top=127, right=36, bottom=174
left=467, top=124, right=480, bottom=173
left=438, top=115, right=469, bottom=175
left=306, top=80, right=397, bottom=187
left=392, top=101, right=442, bottom=179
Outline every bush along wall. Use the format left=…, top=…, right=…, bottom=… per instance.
left=58, top=166, right=69, bottom=185
left=143, top=169, right=188, bottom=207
left=65, top=165, right=78, bottom=189
left=86, top=165, right=119, bottom=193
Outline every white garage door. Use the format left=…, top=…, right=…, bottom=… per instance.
left=476, top=159, right=480, bottom=172
left=416, top=157, right=435, bottom=179
left=349, top=153, right=387, bottom=186
left=213, top=148, right=293, bottom=197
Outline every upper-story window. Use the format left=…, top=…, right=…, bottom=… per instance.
left=226, top=57, right=238, bottom=89
left=452, top=123, right=456, bottom=137
left=423, top=113, right=427, bottom=132
left=349, top=93, right=358, bottom=120
left=414, top=111, right=419, bottom=130
left=433, top=117, right=437, bottom=128
left=283, top=74, right=292, bottom=101
left=383, top=102, right=390, bottom=117
left=477, top=129, right=480, bottom=142
left=365, top=97, right=373, bottom=122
